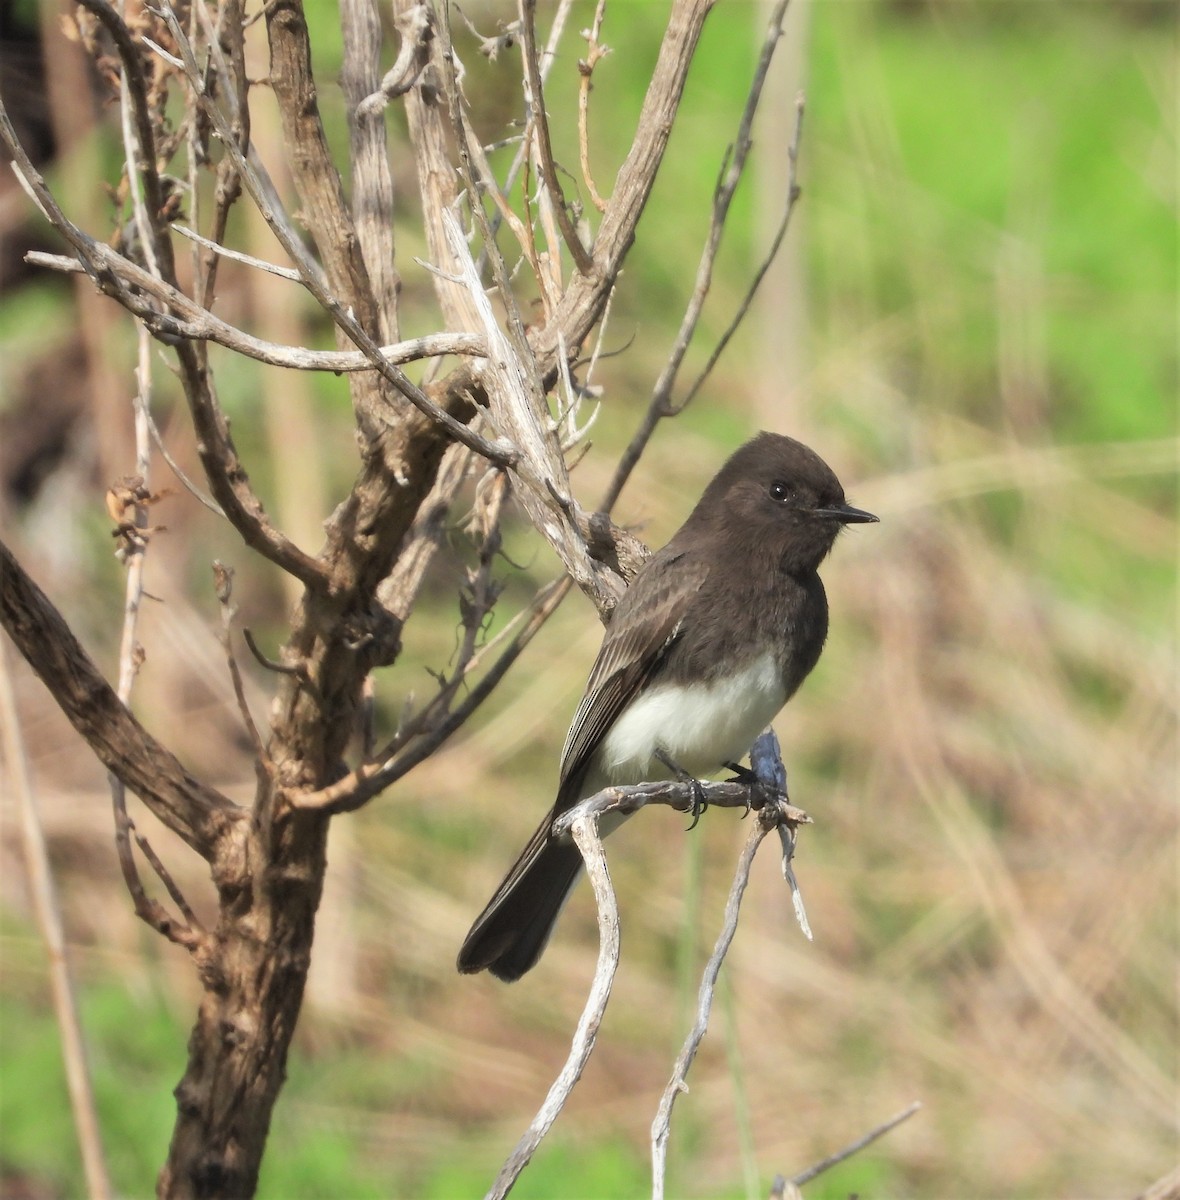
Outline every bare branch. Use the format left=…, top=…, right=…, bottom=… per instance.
left=356, top=2, right=434, bottom=119
left=577, top=0, right=611, bottom=213
left=534, top=0, right=718, bottom=361
left=172, top=225, right=302, bottom=280
left=602, top=0, right=791, bottom=512
left=486, top=812, right=620, bottom=1200
left=788, top=1101, right=923, bottom=1188
left=679, top=90, right=806, bottom=412
left=112, top=801, right=207, bottom=953
left=651, top=799, right=785, bottom=1200
left=289, top=575, right=573, bottom=815
left=0, top=540, right=242, bottom=858
left=518, top=0, right=594, bottom=275
left=343, top=0, right=403, bottom=342
left=439, top=210, right=625, bottom=613
left=30, top=247, right=486, bottom=369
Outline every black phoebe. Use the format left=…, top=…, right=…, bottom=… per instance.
left=457, top=432, right=877, bottom=981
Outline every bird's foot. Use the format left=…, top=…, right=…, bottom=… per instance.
left=723, top=760, right=758, bottom=817
left=656, top=748, right=709, bottom=830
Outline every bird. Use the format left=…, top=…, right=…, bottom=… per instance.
left=457, top=432, right=877, bottom=981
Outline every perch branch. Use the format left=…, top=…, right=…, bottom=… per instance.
left=651, top=800, right=780, bottom=1200
left=491, top=737, right=807, bottom=1200
left=485, top=812, right=620, bottom=1200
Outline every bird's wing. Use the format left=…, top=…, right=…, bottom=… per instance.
left=557, top=548, right=709, bottom=797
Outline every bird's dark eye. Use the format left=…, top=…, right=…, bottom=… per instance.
left=769, top=482, right=792, bottom=503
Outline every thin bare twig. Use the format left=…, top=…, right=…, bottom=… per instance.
left=518, top=0, right=594, bottom=275
left=577, top=0, right=610, bottom=213
left=0, top=643, right=113, bottom=1200
left=112, top=798, right=207, bottom=952
left=242, top=628, right=307, bottom=677
left=212, top=562, right=270, bottom=779
left=601, top=0, right=791, bottom=513
left=156, top=3, right=517, bottom=469
left=290, top=575, right=574, bottom=815
left=173, top=224, right=302, bottom=280
left=485, top=812, right=620, bottom=1200
left=650, top=799, right=786, bottom=1199
left=25, top=251, right=487, bottom=371
left=110, top=329, right=206, bottom=955
left=789, top=1101, right=923, bottom=1187
left=474, top=0, right=573, bottom=279
left=135, top=391, right=226, bottom=517
left=76, top=0, right=175, bottom=279
left=679, top=91, right=806, bottom=412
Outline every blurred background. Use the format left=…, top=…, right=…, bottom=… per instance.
left=1, top=0, right=1175, bottom=1197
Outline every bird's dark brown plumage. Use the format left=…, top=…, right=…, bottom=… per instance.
left=458, top=432, right=876, bottom=980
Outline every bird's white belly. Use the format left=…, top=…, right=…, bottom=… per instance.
left=598, top=651, right=784, bottom=781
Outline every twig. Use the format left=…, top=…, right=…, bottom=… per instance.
left=0, top=538, right=242, bottom=856
left=474, top=0, right=574, bottom=278
left=577, top=0, right=610, bottom=213
left=134, top=391, right=226, bottom=517
left=518, top=0, right=594, bottom=275
left=190, top=0, right=250, bottom=310
left=0, top=642, right=113, bottom=1200
left=76, top=0, right=175, bottom=279
left=212, top=562, right=270, bottom=782
left=25, top=251, right=487, bottom=371
left=485, top=813, right=620, bottom=1200
left=650, top=797, right=785, bottom=1199
left=789, top=1101, right=923, bottom=1187
left=678, top=91, right=806, bottom=412
left=110, top=328, right=207, bottom=954
left=601, top=0, right=791, bottom=513
left=290, top=575, right=574, bottom=815
left=156, top=3, right=517, bottom=469
left=113, top=801, right=207, bottom=952
left=173, top=224, right=302, bottom=280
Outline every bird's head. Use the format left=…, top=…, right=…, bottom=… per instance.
left=690, top=432, right=878, bottom=573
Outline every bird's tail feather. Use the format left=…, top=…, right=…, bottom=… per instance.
left=456, top=813, right=584, bottom=982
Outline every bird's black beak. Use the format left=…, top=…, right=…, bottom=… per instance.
left=815, top=502, right=879, bottom=525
